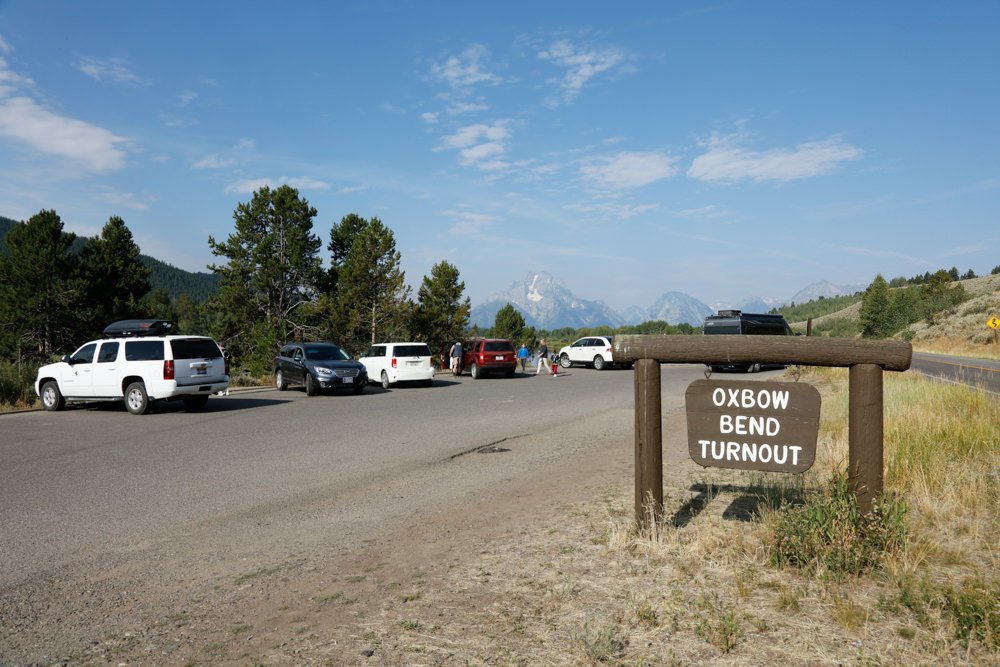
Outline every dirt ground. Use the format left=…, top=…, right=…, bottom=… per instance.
left=4, top=390, right=994, bottom=666
left=1, top=405, right=644, bottom=665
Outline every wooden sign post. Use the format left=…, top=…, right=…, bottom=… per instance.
left=613, top=335, right=912, bottom=527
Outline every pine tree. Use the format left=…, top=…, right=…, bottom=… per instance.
left=411, top=261, right=471, bottom=358
left=208, top=185, right=322, bottom=372
left=859, top=274, right=892, bottom=339
left=78, top=215, right=151, bottom=336
left=335, top=218, right=411, bottom=352
left=0, top=210, right=81, bottom=356
left=491, top=303, right=527, bottom=342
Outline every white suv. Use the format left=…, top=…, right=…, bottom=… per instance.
left=359, top=342, right=435, bottom=389
left=557, top=336, right=616, bottom=370
left=35, top=319, right=230, bottom=415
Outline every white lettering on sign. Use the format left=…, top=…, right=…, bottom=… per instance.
left=711, top=387, right=790, bottom=410
left=719, top=414, right=781, bottom=436
left=699, top=439, right=804, bottom=466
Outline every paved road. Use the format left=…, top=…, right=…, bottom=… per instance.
left=0, top=365, right=710, bottom=587
left=909, top=351, right=1000, bottom=396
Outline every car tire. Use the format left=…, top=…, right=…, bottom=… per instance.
left=275, top=370, right=287, bottom=391
left=182, top=395, right=209, bottom=411
left=506, top=367, right=515, bottom=378
left=593, top=355, right=605, bottom=371
left=559, top=354, right=572, bottom=369
left=470, top=362, right=480, bottom=379
left=381, top=371, right=390, bottom=390
left=354, top=382, right=365, bottom=394
left=41, top=380, right=65, bottom=411
left=125, top=381, right=150, bottom=415
left=422, top=379, right=433, bottom=387
left=305, top=373, right=318, bottom=396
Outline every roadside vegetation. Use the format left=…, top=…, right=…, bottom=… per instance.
left=320, top=368, right=997, bottom=664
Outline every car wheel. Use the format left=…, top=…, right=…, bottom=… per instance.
left=470, top=362, right=480, bottom=379
left=559, top=354, right=572, bottom=369
left=182, top=395, right=209, bottom=411
left=275, top=370, right=287, bottom=391
left=125, top=381, right=150, bottom=415
left=422, top=378, right=433, bottom=387
left=41, top=381, right=65, bottom=411
left=354, top=382, right=365, bottom=394
left=381, top=371, right=390, bottom=390
left=305, top=373, right=318, bottom=396
left=593, top=355, right=605, bottom=371
left=506, top=367, right=515, bottom=378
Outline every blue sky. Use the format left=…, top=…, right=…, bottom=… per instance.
left=0, top=1, right=997, bottom=311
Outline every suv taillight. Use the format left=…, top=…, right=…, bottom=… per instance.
left=391, top=357, right=397, bottom=368
left=163, top=360, right=175, bottom=380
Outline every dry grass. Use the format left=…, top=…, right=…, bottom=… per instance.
left=279, top=368, right=997, bottom=665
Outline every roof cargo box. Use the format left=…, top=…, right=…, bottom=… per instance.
left=102, top=319, right=175, bottom=337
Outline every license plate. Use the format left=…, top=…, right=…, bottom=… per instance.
left=496, top=355, right=504, bottom=360
left=408, top=361, right=420, bottom=366
left=343, top=376, right=353, bottom=383
left=195, top=367, right=207, bottom=376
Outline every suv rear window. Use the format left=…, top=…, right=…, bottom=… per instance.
left=394, top=344, right=431, bottom=357
left=125, top=340, right=165, bottom=361
left=170, top=338, right=222, bottom=359
left=484, top=341, right=513, bottom=352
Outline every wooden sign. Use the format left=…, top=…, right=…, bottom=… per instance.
left=685, top=379, right=820, bottom=473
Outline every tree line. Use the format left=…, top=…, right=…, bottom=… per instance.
left=858, top=270, right=968, bottom=339
left=0, top=185, right=471, bottom=376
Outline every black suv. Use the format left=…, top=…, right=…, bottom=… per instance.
left=274, top=342, right=367, bottom=395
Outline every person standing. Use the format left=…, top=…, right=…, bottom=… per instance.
left=516, top=342, right=529, bottom=372
left=535, top=339, right=554, bottom=376
left=449, top=341, right=463, bottom=375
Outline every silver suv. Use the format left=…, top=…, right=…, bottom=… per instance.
left=35, top=319, right=230, bottom=415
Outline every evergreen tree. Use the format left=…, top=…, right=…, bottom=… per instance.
left=78, top=215, right=151, bottom=336
left=411, top=261, right=470, bottom=358
left=335, top=218, right=411, bottom=352
left=208, top=185, right=322, bottom=372
left=859, top=274, right=893, bottom=339
left=0, top=210, right=80, bottom=356
left=491, top=303, right=527, bottom=342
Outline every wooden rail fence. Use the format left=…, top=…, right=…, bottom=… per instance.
left=612, top=335, right=912, bottom=527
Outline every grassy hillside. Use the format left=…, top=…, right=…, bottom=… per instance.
left=794, top=274, right=1000, bottom=358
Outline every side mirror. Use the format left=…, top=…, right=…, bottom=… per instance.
left=61, top=355, right=73, bottom=364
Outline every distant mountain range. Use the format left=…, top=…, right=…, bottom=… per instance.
left=470, top=271, right=862, bottom=329
left=3, top=214, right=862, bottom=325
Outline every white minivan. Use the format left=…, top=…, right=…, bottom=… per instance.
left=359, top=342, right=435, bottom=389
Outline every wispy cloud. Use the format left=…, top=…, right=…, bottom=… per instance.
left=192, top=154, right=234, bottom=169
left=337, top=184, right=368, bottom=195
left=74, top=56, right=149, bottom=87
left=0, top=95, right=127, bottom=172
left=192, top=138, right=255, bottom=170
left=420, top=111, right=439, bottom=124
left=379, top=102, right=406, bottom=114
left=223, top=176, right=331, bottom=195
left=438, top=120, right=513, bottom=170
left=689, top=134, right=862, bottom=183
left=0, top=35, right=11, bottom=55
left=674, top=205, right=731, bottom=219
left=99, top=188, right=152, bottom=212
left=443, top=208, right=496, bottom=237
left=580, top=151, right=679, bottom=190
left=564, top=201, right=660, bottom=219
left=537, top=39, right=627, bottom=106
left=177, top=89, right=198, bottom=106
left=429, top=44, right=503, bottom=90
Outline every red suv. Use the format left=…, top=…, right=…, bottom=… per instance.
left=460, top=338, right=516, bottom=379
